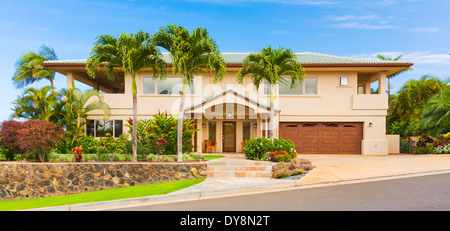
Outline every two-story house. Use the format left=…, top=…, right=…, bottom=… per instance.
left=42, top=52, right=413, bottom=155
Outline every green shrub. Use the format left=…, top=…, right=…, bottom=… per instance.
left=1, top=147, right=15, bottom=161
left=243, top=137, right=297, bottom=161
left=242, top=137, right=273, bottom=160
left=78, top=134, right=100, bottom=154
left=272, top=153, right=294, bottom=162
left=413, top=146, right=432, bottom=154
left=272, top=138, right=296, bottom=154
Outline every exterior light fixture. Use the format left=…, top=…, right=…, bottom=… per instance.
left=369, top=122, right=374, bottom=127
left=227, top=112, right=232, bottom=118
left=253, top=123, right=257, bottom=128
left=340, top=76, right=349, bottom=86
left=202, top=123, right=206, bottom=128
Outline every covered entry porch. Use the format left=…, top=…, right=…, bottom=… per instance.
left=184, top=88, right=279, bottom=154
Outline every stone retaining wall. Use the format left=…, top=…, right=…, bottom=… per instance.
left=0, top=161, right=207, bottom=201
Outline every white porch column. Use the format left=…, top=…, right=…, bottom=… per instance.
left=67, top=71, right=74, bottom=89
left=378, top=72, right=387, bottom=95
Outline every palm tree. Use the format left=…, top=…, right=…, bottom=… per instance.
left=377, top=54, right=413, bottom=103
left=393, top=75, right=445, bottom=120
left=11, top=86, right=59, bottom=121
left=420, top=82, right=450, bottom=135
left=12, top=44, right=58, bottom=94
left=237, top=47, right=305, bottom=140
left=153, top=24, right=226, bottom=161
left=86, top=31, right=166, bottom=161
left=58, top=87, right=111, bottom=146
left=387, top=75, right=447, bottom=136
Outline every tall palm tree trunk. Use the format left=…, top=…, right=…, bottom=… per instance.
left=177, top=81, right=187, bottom=162
left=131, top=76, right=138, bottom=162
left=268, top=85, right=275, bottom=140
left=49, top=77, right=56, bottom=95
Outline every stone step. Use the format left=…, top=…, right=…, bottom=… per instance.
left=208, top=159, right=274, bottom=166
left=207, top=159, right=274, bottom=178
left=207, top=165, right=272, bottom=172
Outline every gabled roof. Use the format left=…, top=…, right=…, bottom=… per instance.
left=184, top=88, right=279, bottom=113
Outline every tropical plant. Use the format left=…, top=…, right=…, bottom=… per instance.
left=125, top=111, right=198, bottom=155
left=86, top=30, right=166, bottom=162
left=12, top=44, right=58, bottom=94
left=237, top=47, right=305, bottom=139
left=387, top=75, right=448, bottom=136
left=392, top=75, right=445, bottom=120
left=420, top=84, right=450, bottom=135
left=98, top=133, right=130, bottom=161
left=152, top=24, right=226, bottom=161
left=377, top=54, right=413, bottom=103
left=72, top=147, right=84, bottom=162
left=58, top=88, right=111, bottom=147
left=10, top=86, right=59, bottom=122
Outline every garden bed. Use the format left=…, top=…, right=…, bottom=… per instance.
left=271, top=158, right=314, bottom=179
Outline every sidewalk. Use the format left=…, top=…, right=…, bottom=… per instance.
left=28, top=154, right=450, bottom=211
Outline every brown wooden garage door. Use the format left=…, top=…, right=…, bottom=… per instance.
left=279, top=122, right=363, bottom=154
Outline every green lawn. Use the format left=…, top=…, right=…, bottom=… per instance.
left=191, top=154, right=224, bottom=160
left=0, top=178, right=205, bottom=211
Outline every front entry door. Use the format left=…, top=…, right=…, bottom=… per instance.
left=222, top=121, right=236, bottom=152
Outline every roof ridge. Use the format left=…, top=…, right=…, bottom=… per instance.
left=42, top=52, right=413, bottom=65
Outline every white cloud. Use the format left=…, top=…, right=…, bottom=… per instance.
left=408, top=27, right=441, bottom=33
left=327, top=13, right=395, bottom=30
left=330, top=14, right=379, bottom=21
left=372, top=0, right=396, bottom=7
left=331, top=22, right=395, bottom=30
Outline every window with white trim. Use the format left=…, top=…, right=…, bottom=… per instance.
left=86, top=120, right=123, bottom=138
left=265, top=77, right=318, bottom=95
left=143, top=77, right=195, bottom=95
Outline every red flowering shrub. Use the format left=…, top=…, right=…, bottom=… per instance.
left=0, top=120, right=23, bottom=155
left=16, top=120, right=64, bottom=162
left=125, top=111, right=197, bottom=155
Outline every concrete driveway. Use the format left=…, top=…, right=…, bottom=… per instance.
left=297, top=154, right=450, bottom=185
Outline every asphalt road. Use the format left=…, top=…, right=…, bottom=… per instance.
left=109, top=172, right=450, bottom=211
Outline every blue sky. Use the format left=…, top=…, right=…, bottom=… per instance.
left=0, top=0, right=449, bottom=121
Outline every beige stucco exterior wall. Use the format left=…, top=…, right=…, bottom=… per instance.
left=83, top=68, right=391, bottom=155
left=386, top=134, right=400, bottom=154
